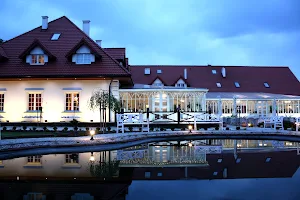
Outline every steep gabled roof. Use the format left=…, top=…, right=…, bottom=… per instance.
left=19, top=39, right=56, bottom=60
left=0, top=16, right=130, bottom=78
left=65, top=37, right=101, bottom=60
left=0, top=46, right=8, bottom=61
left=150, top=76, right=167, bottom=85
left=103, top=48, right=125, bottom=60
left=172, top=76, right=189, bottom=86
left=130, top=65, right=300, bottom=96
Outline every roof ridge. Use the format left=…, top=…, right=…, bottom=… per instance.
left=130, top=65, right=289, bottom=68
left=63, top=17, right=131, bottom=75
left=1, top=16, right=67, bottom=45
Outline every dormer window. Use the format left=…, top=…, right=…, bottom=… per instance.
left=76, top=53, right=91, bottom=64
left=72, top=45, right=95, bottom=65
left=31, top=55, right=45, bottom=65
left=212, top=70, right=217, bottom=74
left=25, top=47, right=48, bottom=65
left=264, top=82, right=270, bottom=88
left=234, top=82, right=240, bottom=88
left=152, top=78, right=164, bottom=87
left=175, top=78, right=187, bottom=88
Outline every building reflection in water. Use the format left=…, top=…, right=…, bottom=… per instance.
left=0, top=139, right=299, bottom=199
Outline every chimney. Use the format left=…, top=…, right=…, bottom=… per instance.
left=82, top=20, right=90, bottom=36
left=96, top=40, right=102, bottom=47
left=184, top=68, right=187, bottom=79
left=42, top=16, right=48, bottom=30
left=221, top=67, right=226, bottom=78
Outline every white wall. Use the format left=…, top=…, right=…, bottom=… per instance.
left=0, top=79, right=118, bottom=122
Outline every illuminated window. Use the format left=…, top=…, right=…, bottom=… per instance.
left=27, top=155, right=42, bottom=163
left=31, top=55, right=45, bottom=65
left=28, top=93, right=42, bottom=111
left=66, top=154, right=79, bottom=164
left=0, top=93, right=4, bottom=111
left=24, top=193, right=45, bottom=200
left=65, top=93, right=79, bottom=111
left=76, top=53, right=91, bottom=64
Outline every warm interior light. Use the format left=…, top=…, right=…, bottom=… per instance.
left=285, top=100, right=291, bottom=103
left=90, top=155, right=95, bottom=162
left=90, top=130, right=95, bottom=136
left=248, top=123, right=252, bottom=127
left=188, top=142, right=193, bottom=147
left=146, top=105, right=149, bottom=108
left=188, top=125, right=193, bottom=130
left=236, top=100, right=241, bottom=103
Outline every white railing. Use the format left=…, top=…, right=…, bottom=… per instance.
left=194, top=113, right=223, bottom=130
left=262, top=116, right=284, bottom=130
left=116, top=113, right=149, bottom=134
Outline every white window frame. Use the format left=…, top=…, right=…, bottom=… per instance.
left=28, top=92, right=42, bottom=111
left=27, top=155, right=42, bottom=164
left=31, top=54, right=45, bottom=65
left=175, top=83, right=186, bottom=88
left=264, top=82, right=270, bottom=88
left=0, top=93, right=4, bottom=111
left=65, top=92, right=80, bottom=111
left=212, top=70, right=217, bottom=74
left=65, top=154, right=79, bottom=164
left=216, top=82, right=222, bottom=88
left=234, top=82, right=240, bottom=88
left=76, top=53, right=92, bottom=64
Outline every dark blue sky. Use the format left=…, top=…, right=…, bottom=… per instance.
left=1, top=0, right=300, bottom=79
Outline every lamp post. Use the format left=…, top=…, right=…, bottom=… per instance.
left=188, top=124, right=192, bottom=133
left=89, top=152, right=95, bottom=163
left=74, top=96, right=78, bottom=119
left=90, top=130, right=95, bottom=140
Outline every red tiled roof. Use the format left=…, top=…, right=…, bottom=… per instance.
left=130, top=65, right=300, bottom=95
left=0, top=16, right=130, bottom=78
left=103, top=48, right=125, bottom=60
left=19, top=39, right=56, bottom=60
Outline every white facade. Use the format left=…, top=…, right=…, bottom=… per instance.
left=0, top=79, right=116, bottom=122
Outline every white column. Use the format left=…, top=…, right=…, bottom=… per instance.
left=272, top=99, right=276, bottom=117
left=233, top=97, right=237, bottom=116
left=218, top=98, right=222, bottom=116
left=233, top=140, right=237, bottom=160
left=201, top=94, right=206, bottom=112
left=159, top=91, right=163, bottom=112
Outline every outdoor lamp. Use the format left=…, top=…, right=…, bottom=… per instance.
left=188, top=125, right=193, bottom=133
left=248, top=123, right=252, bottom=127
left=89, top=152, right=95, bottom=163
left=188, top=142, right=193, bottom=147
left=90, top=130, right=95, bottom=140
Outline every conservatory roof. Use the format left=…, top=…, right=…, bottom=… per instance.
left=206, top=92, right=300, bottom=100
left=120, top=84, right=209, bottom=91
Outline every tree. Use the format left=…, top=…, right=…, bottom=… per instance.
left=87, top=89, right=121, bottom=134
left=0, top=39, right=3, bottom=44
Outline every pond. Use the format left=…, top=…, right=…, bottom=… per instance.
left=0, top=139, right=300, bottom=200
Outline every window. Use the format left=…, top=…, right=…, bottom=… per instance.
left=144, top=68, right=151, bottom=75
left=76, top=53, right=91, bottom=64
left=265, top=157, right=271, bottom=162
left=51, top=33, right=61, bottom=40
left=236, top=158, right=241, bottom=163
left=0, top=93, right=4, bottom=111
left=213, top=172, right=218, bottom=176
left=216, top=82, right=221, bottom=88
left=24, top=193, right=45, bottom=200
left=212, top=70, right=217, bottom=74
left=65, top=93, right=79, bottom=111
left=28, top=93, right=42, bottom=111
left=145, top=171, right=151, bottom=178
left=66, top=154, right=79, bottom=164
left=264, top=82, right=270, bottom=88
left=31, top=55, right=45, bottom=65
left=27, top=155, right=42, bottom=163
left=234, top=82, right=240, bottom=88
left=157, top=69, right=162, bottom=74
left=217, top=158, right=222, bottom=163
left=175, top=83, right=186, bottom=88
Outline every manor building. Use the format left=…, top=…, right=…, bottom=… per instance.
left=1, top=16, right=300, bottom=123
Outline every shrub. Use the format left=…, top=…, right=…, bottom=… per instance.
left=150, top=127, right=154, bottom=132
left=204, top=127, right=208, bottom=131
left=160, top=127, right=164, bottom=131
left=86, top=127, right=90, bottom=131
left=171, top=127, right=175, bottom=131
left=226, top=127, right=230, bottom=130
left=74, top=126, right=78, bottom=131
left=96, top=127, right=100, bottom=132
left=2, top=126, right=7, bottom=131
left=12, top=126, right=17, bottom=131
left=43, top=127, right=48, bottom=132
left=32, top=127, right=37, bottom=131
left=181, top=127, right=185, bottom=131
left=128, top=127, right=133, bottom=132
left=215, top=127, right=219, bottom=130
left=22, top=126, right=27, bottom=131
left=107, top=127, right=111, bottom=132
left=53, top=126, right=58, bottom=132
left=236, top=126, right=241, bottom=130
left=63, top=127, right=68, bottom=132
